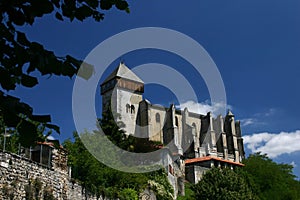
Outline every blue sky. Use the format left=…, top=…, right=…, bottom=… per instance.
left=9, top=0, right=300, bottom=177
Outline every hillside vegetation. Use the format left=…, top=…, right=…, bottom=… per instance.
left=179, top=153, right=300, bottom=200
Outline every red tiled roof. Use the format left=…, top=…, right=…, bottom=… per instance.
left=37, top=141, right=55, bottom=146
left=36, top=141, right=64, bottom=149
left=185, top=156, right=244, bottom=167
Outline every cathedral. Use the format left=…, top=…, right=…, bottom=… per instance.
left=101, top=62, right=245, bottom=197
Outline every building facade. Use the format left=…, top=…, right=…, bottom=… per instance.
left=101, top=63, right=246, bottom=192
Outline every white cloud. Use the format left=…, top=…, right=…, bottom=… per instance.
left=264, top=108, right=276, bottom=117
left=240, top=118, right=255, bottom=126
left=254, top=108, right=277, bottom=117
left=177, top=100, right=231, bottom=116
left=239, top=108, right=276, bottom=128
left=244, top=130, right=300, bottom=158
left=47, top=135, right=55, bottom=140
left=291, top=161, right=297, bottom=168
left=240, top=118, right=266, bottom=127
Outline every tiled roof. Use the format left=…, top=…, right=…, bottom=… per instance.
left=36, top=141, right=64, bottom=149
left=185, top=156, right=244, bottom=166
left=102, top=62, right=143, bottom=84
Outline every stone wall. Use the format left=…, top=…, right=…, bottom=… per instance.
left=0, top=151, right=100, bottom=200
left=185, top=165, right=209, bottom=184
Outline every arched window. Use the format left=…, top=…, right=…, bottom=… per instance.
left=155, top=113, right=160, bottom=123
left=130, top=105, right=135, bottom=114
left=192, top=123, right=197, bottom=136
left=126, top=104, right=130, bottom=113
left=175, top=116, right=179, bottom=127
left=192, top=123, right=196, bottom=129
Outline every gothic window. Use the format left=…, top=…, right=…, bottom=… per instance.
left=130, top=105, right=135, bottom=114
left=192, top=123, right=196, bottom=128
left=126, top=104, right=130, bottom=113
left=175, top=116, right=179, bottom=127
left=192, top=123, right=197, bottom=136
left=155, top=113, right=160, bottom=123
left=168, top=164, right=174, bottom=175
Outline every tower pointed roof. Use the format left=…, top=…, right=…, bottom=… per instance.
left=102, top=62, right=143, bottom=85
left=227, top=110, right=234, bottom=117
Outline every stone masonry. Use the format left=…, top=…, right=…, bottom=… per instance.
left=0, top=146, right=99, bottom=200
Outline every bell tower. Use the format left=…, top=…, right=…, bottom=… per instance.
left=100, top=62, right=144, bottom=135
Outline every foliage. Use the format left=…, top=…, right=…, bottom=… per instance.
left=118, top=188, right=138, bottom=200
left=191, top=167, right=259, bottom=200
left=0, top=130, right=19, bottom=153
left=24, top=178, right=43, bottom=200
left=1, top=183, right=14, bottom=200
left=177, top=183, right=194, bottom=200
left=64, top=131, right=146, bottom=197
left=64, top=130, right=173, bottom=199
left=24, top=183, right=34, bottom=200
left=242, top=152, right=300, bottom=200
left=0, top=119, right=52, bottom=150
left=0, top=0, right=129, bottom=147
left=189, top=153, right=300, bottom=200
left=99, top=110, right=162, bottom=153
left=63, top=110, right=173, bottom=198
left=32, top=178, right=42, bottom=200
left=43, top=186, right=55, bottom=200
left=147, top=169, right=174, bottom=200
left=98, top=110, right=133, bottom=151
left=24, top=179, right=57, bottom=200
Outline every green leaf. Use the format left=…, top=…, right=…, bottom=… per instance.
left=18, top=120, right=38, bottom=147
left=22, top=5, right=35, bottom=25
left=15, top=44, right=29, bottom=65
left=92, top=12, right=104, bottom=22
left=51, top=0, right=60, bottom=8
left=17, top=31, right=30, bottom=46
left=27, top=62, right=37, bottom=73
left=100, top=0, right=113, bottom=10
left=45, top=123, right=60, bottom=133
left=55, top=12, right=63, bottom=21
left=125, top=7, right=130, bottom=14
left=77, top=61, right=95, bottom=80
left=39, top=0, right=54, bottom=14
left=61, top=3, right=73, bottom=18
left=64, top=0, right=76, bottom=9
left=16, top=102, right=33, bottom=117
left=46, top=54, right=63, bottom=75
left=30, top=115, right=51, bottom=123
left=115, top=0, right=129, bottom=10
left=30, top=42, right=44, bottom=51
left=66, top=55, right=81, bottom=68
left=85, top=0, right=99, bottom=8
left=9, top=9, right=26, bottom=26
left=62, top=61, right=76, bottom=77
left=21, top=74, right=38, bottom=88
left=0, top=68, right=16, bottom=90
left=75, top=5, right=93, bottom=21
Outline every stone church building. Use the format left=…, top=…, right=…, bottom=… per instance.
left=101, top=63, right=245, bottom=196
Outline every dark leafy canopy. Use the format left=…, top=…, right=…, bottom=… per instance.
left=190, top=153, right=300, bottom=200
left=0, top=0, right=129, bottom=146
left=99, top=110, right=162, bottom=153
left=191, top=168, right=259, bottom=200
left=64, top=112, right=173, bottom=199
left=64, top=132, right=173, bottom=200
left=243, top=152, right=300, bottom=200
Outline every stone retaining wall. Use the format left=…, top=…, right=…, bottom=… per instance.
left=0, top=151, right=99, bottom=200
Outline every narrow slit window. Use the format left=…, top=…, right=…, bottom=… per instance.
left=156, top=113, right=160, bottom=123
left=126, top=104, right=130, bottom=113
left=130, top=105, right=135, bottom=114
